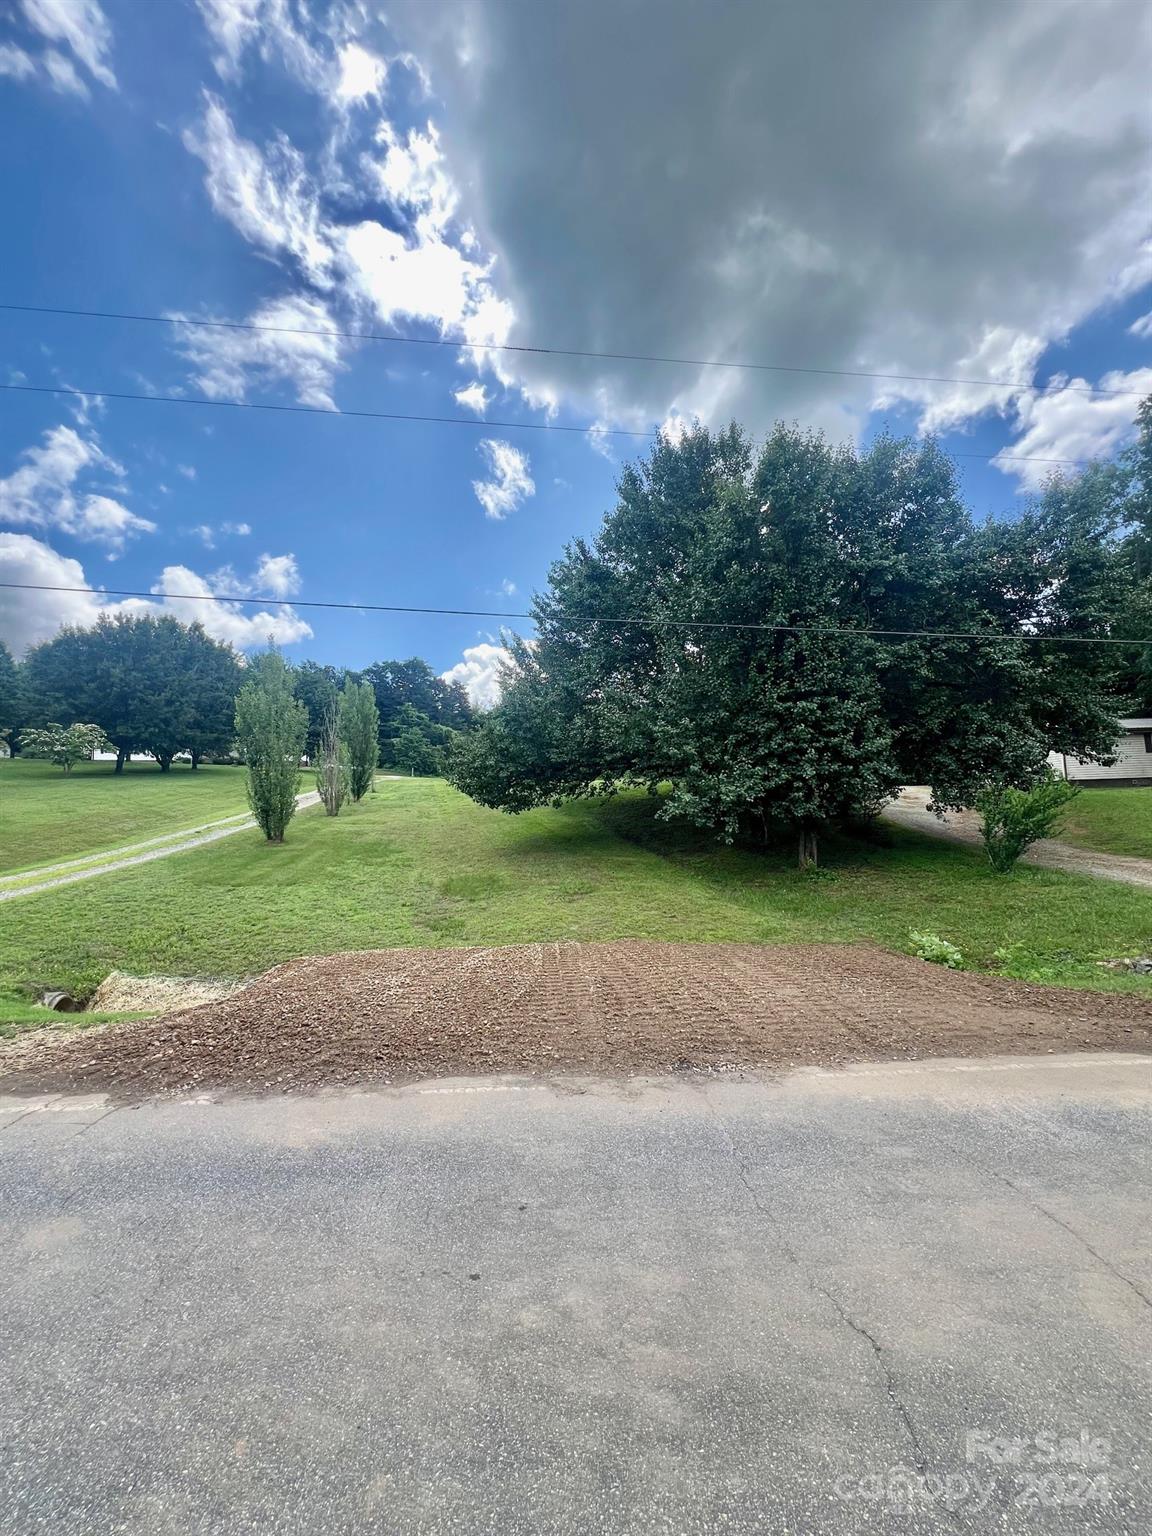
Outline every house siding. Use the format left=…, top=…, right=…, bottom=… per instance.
left=1054, top=721, right=1152, bottom=785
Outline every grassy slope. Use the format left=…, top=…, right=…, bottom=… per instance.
left=3, top=779, right=1152, bottom=1034
left=0, top=760, right=250, bottom=874
left=1057, top=787, right=1152, bottom=860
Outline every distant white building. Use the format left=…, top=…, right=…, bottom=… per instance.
left=1051, top=719, right=1152, bottom=787
left=91, top=751, right=194, bottom=765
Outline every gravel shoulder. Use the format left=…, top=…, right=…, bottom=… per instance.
left=883, top=787, right=1152, bottom=888
left=5, top=939, right=1151, bottom=1101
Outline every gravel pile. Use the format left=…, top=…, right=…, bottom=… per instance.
left=4, top=941, right=1151, bottom=1101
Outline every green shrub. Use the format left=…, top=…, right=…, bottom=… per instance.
left=977, top=777, right=1079, bottom=874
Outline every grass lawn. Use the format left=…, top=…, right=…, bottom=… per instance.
left=1056, top=787, right=1152, bottom=860
left=3, top=778, right=1152, bottom=1036
left=0, top=759, right=250, bottom=874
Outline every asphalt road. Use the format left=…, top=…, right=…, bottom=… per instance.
left=2, top=1054, right=1150, bottom=1534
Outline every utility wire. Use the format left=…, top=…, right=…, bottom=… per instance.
left=2, top=582, right=1148, bottom=645
left=0, top=382, right=1099, bottom=467
left=0, top=382, right=653, bottom=440
left=1, top=301, right=1144, bottom=400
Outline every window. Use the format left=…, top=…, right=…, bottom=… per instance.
left=1143, top=732, right=1152, bottom=754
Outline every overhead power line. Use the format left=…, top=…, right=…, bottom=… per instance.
left=1, top=301, right=1144, bottom=400
left=0, top=382, right=1098, bottom=468
left=2, top=581, right=1148, bottom=645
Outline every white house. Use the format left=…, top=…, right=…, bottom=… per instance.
left=1051, top=719, right=1152, bottom=787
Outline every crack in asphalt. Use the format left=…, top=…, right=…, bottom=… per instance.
left=994, top=1170, right=1152, bottom=1316
left=703, top=1092, right=931, bottom=1476
left=68, top=1105, right=123, bottom=1141
left=0, top=1096, right=64, bottom=1131
left=934, top=1128, right=1152, bottom=1317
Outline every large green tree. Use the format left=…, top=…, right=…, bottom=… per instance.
left=181, top=625, right=245, bottom=768
left=293, top=660, right=345, bottom=759
left=361, top=658, right=473, bottom=754
left=449, top=422, right=1123, bottom=864
left=384, top=703, right=460, bottom=776
left=23, top=615, right=242, bottom=771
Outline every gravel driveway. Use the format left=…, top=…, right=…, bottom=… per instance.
left=883, top=787, right=1152, bottom=888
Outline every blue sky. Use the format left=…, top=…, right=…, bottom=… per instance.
left=1, top=0, right=1150, bottom=704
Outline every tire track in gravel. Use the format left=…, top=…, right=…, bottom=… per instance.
left=0, top=791, right=322, bottom=903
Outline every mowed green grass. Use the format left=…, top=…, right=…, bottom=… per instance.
left=0, top=759, right=250, bottom=874
left=1057, top=787, right=1152, bottom=860
left=3, top=778, right=1152, bottom=1034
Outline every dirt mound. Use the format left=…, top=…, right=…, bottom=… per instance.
left=4, top=942, right=1152, bottom=1102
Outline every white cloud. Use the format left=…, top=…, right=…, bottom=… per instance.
left=134, top=561, right=311, bottom=646
left=585, top=422, right=615, bottom=461
left=194, top=0, right=263, bottom=75
left=0, top=44, right=36, bottom=80
left=251, top=551, right=301, bottom=597
left=384, top=0, right=1152, bottom=442
left=179, top=62, right=521, bottom=421
left=69, top=494, right=153, bottom=546
left=1130, top=311, right=1152, bottom=340
left=189, top=520, right=251, bottom=549
left=183, top=96, right=334, bottom=284
left=0, top=534, right=105, bottom=651
left=454, top=380, right=490, bottom=415
left=498, top=578, right=517, bottom=596
left=658, top=411, right=692, bottom=446
left=195, top=0, right=325, bottom=86
left=471, top=439, right=534, bottom=520
left=368, top=122, right=457, bottom=234
left=13, top=0, right=116, bottom=93
left=182, top=91, right=512, bottom=346
left=336, top=41, right=386, bottom=102
left=0, top=536, right=312, bottom=654
left=992, top=367, right=1152, bottom=490
left=877, top=327, right=1049, bottom=437
left=173, top=295, right=345, bottom=408
left=0, top=425, right=154, bottom=550
left=341, top=219, right=486, bottom=332
left=41, top=47, right=85, bottom=95
left=176, top=463, right=197, bottom=480
left=440, top=641, right=510, bottom=708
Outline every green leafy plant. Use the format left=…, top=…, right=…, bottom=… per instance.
left=909, top=930, right=964, bottom=968
left=976, top=777, right=1079, bottom=874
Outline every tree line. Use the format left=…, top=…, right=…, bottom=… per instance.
left=0, top=622, right=476, bottom=775
left=449, top=396, right=1152, bottom=866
